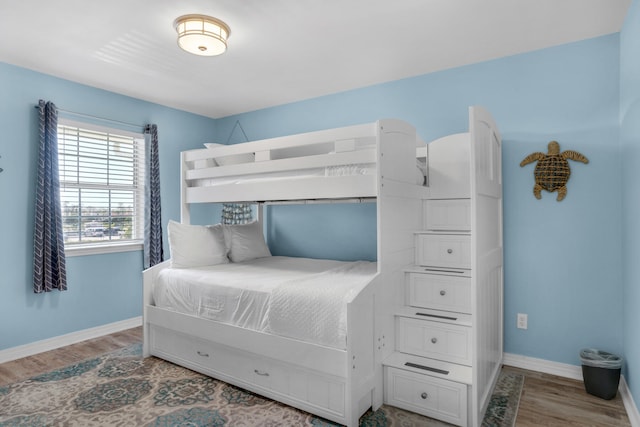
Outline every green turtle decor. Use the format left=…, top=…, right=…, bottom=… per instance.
left=520, top=141, right=588, bottom=201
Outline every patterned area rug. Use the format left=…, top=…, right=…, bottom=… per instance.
left=0, top=344, right=523, bottom=426
left=481, top=371, right=524, bottom=427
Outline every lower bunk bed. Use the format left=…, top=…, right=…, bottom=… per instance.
left=143, top=118, right=425, bottom=426
left=143, top=222, right=381, bottom=426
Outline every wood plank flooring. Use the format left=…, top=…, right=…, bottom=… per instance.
left=503, top=365, right=631, bottom=427
left=0, top=327, right=142, bottom=387
left=0, top=327, right=632, bottom=426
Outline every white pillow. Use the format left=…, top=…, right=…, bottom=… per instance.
left=203, top=143, right=255, bottom=166
left=223, top=221, right=271, bottom=263
left=167, top=220, right=229, bottom=268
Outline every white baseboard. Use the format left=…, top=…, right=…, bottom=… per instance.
left=621, top=376, right=640, bottom=427
left=0, top=316, right=142, bottom=364
left=503, top=352, right=583, bottom=380
left=504, top=352, right=639, bottom=427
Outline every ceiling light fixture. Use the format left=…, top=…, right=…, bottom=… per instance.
left=174, top=14, right=231, bottom=56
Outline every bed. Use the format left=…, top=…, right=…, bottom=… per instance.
left=153, top=253, right=377, bottom=350
left=143, top=119, right=426, bottom=426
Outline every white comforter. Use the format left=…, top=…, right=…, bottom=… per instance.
left=153, top=256, right=377, bottom=349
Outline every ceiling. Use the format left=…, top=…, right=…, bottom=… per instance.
left=0, top=0, right=631, bottom=119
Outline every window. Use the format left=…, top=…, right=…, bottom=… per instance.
left=57, top=120, right=145, bottom=255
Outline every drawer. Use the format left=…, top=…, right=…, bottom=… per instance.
left=385, top=366, right=467, bottom=426
left=397, top=317, right=472, bottom=366
left=416, top=234, right=470, bottom=269
left=149, top=326, right=346, bottom=417
left=424, top=199, right=471, bottom=232
left=150, top=325, right=253, bottom=383
left=248, top=361, right=346, bottom=417
left=407, top=273, right=471, bottom=314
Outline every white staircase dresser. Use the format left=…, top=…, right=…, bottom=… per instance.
left=383, top=106, right=504, bottom=427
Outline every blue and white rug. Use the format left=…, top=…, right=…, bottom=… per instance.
left=0, top=344, right=522, bottom=426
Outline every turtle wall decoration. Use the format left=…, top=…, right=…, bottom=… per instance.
left=520, top=141, right=588, bottom=201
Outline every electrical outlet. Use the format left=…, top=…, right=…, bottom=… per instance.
left=517, top=313, right=528, bottom=329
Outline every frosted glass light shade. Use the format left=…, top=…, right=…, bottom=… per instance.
left=174, top=14, right=230, bottom=56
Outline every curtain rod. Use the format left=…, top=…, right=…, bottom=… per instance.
left=34, top=104, right=143, bottom=129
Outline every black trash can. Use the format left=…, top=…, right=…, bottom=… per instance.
left=580, top=348, right=622, bottom=400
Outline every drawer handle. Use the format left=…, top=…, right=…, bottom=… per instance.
left=440, top=290, right=446, bottom=296
left=447, top=248, right=453, bottom=254
left=431, top=337, right=438, bottom=344
left=254, top=369, right=270, bottom=377
left=417, top=312, right=457, bottom=321
left=421, top=392, right=428, bottom=400
left=196, top=351, right=209, bottom=358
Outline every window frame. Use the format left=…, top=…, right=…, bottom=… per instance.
left=57, top=118, right=145, bottom=257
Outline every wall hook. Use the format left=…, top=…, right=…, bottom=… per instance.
left=225, top=120, right=249, bottom=144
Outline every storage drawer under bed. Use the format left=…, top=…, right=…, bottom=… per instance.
left=149, top=325, right=346, bottom=418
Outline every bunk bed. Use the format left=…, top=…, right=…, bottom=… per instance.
left=142, top=108, right=503, bottom=427
left=143, top=119, right=426, bottom=427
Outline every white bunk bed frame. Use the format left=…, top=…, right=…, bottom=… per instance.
left=143, top=119, right=424, bottom=427
left=142, top=109, right=503, bottom=427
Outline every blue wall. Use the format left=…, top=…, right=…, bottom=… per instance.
left=0, top=62, right=216, bottom=350
left=621, top=0, right=640, bottom=409
left=216, top=34, right=623, bottom=367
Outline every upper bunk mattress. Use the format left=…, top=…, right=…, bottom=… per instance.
left=190, top=161, right=426, bottom=188
left=190, top=163, right=377, bottom=188
left=153, top=256, right=377, bottom=350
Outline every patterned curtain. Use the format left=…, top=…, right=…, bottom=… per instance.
left=33, top=100, right=67, bottom=292
left=221, top=203, right=253, bottom=225
left=143, top=124, right=163, bottom=268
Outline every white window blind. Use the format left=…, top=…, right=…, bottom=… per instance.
left=57, top=120, right=145, bottom=248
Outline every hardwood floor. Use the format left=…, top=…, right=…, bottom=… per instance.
left=0, top=327, right=142, bottom=387
left=504, top=365, right=631, bottom=427
left=0, top=327, right=632, bottom=426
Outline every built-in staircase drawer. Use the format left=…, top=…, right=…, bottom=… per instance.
left=385, top=366, right=467, bottom=427
left=397, top=317, right=472, bottom=366
left=424, top=199, right=471, bottom=232
left=407, top=273, right=471, bottom=314
left=416, top=234, right=470, bottom=269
